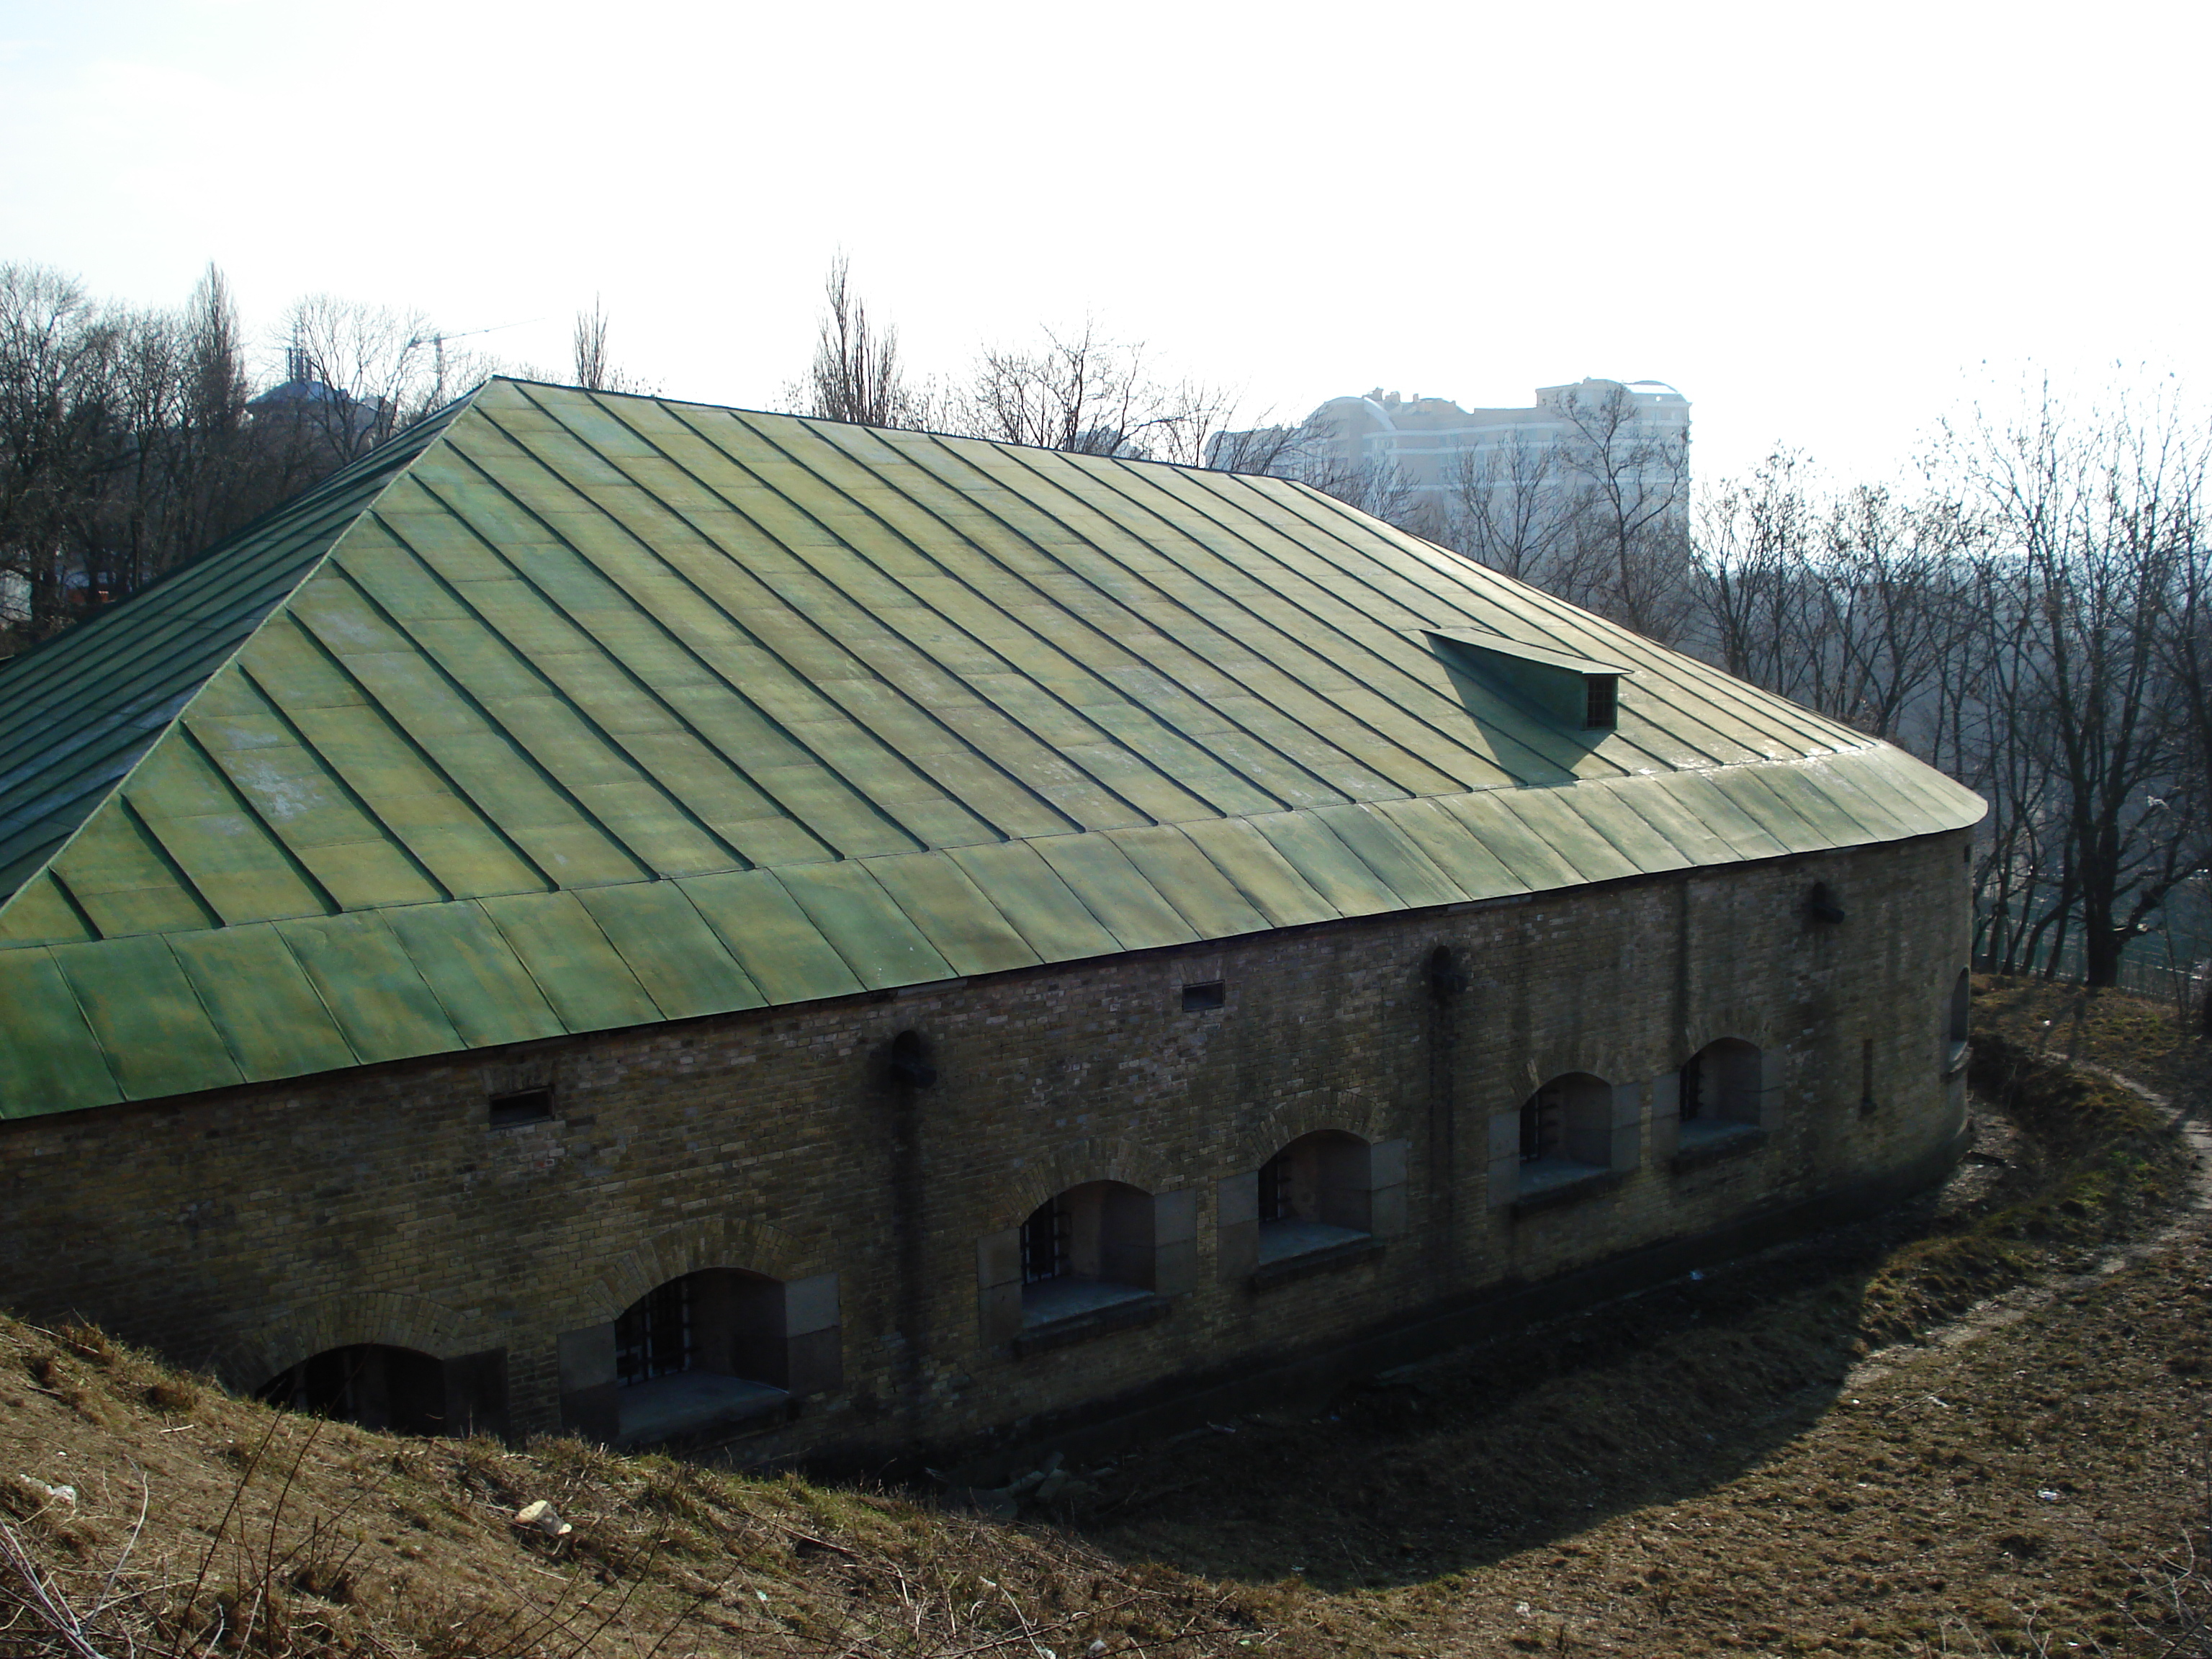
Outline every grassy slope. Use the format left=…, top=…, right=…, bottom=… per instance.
left=1, top=976, right=2204, bottom=1658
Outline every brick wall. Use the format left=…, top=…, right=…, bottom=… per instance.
left=0, top=830, right=1973, bottom=1458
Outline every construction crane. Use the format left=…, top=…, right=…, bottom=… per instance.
left=404, top=316, right=541, bottom=406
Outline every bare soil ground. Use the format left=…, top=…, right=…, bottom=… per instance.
left=1, top=976, right=2207, bottom=1658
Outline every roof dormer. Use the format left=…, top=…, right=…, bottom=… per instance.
left=1424, top=629, right=1632, bottom=732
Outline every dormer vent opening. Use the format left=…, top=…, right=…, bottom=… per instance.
left=1422, top=629, right=1632, bottom=735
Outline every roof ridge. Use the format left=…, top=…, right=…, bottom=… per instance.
left=0, top=389, right=485, bottom=922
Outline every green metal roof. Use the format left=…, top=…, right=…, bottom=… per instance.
left=0, top=379, right=1985, bottom=1119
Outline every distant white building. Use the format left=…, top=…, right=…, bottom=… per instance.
left=1213, top=378, right=1690, bottom=536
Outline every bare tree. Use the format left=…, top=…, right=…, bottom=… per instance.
left=572, top=295, right=613, bottom=392
left=958, top=320, right=1156, bottom=454
left=1694, top=454, right=1979, bottom=742
left=799, top=256, right=932, bottom=428
left=1546, top=379, right=1695, bottom=642
left=570, top=295, right=652, bottom=395
left=1938, top=380, right=2206, bottom=986
left=1439, top=427, right=1610, bottom=606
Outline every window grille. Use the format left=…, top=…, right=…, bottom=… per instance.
left=1258, top=1150, right=1292, bottom=1222
left=1020, top=1195, right=1069, bottom=1284
left=1519, top=1091, right=1563, bottom=1162
left=1679, top=1055, right=1705, bottom=1123
left=1583, top=675, right=1617, bottom=729
left=615, top=1277, right=692, bottom=1386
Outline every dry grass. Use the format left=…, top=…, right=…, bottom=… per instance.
left=2, top=974, right=2208, bottom=1657
left=0, top=1318, right=1329, bottom=1656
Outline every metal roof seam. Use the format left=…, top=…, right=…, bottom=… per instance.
left=265, top=616, right=565, bottom=896
left=678, top=405, right=1228, bottom=828
left=1271, top=479, right=1861, bottom=760
left=169, top=719, right=346, bottom=920
left=1086, top=459, right=1573, bottom=788
left=221, top=661, right=460, bottom=904
left=765, top=415, right=1325, bottom=823
left=545, top=394, right=1051, bottom=850
left=935, top=439, right=1485, bottom=799
left=1218, top=477, right=1761, bottom=771
left=359, top=502, right=763, bottom=876
left=1027, top=451, right=1510, bottom=788
left=881, top=426, right=1412, bottom=806
left=552, top=392, right=1100, bottom=842
left=0, top=400, right=482, bottom=923
left=419, top=427, right=925, bottom=865
left=302, top=560, right=662, bottom=883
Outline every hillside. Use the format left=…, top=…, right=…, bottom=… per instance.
left=1, top=978, right=2206, bottom=1658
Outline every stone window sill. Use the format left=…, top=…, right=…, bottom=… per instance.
left=1511, top=1162, right=1624, bottom=1218
left=1251, top=1233, right=1382, bottom=1290
left=1670, top=1122, right=1768, bottom=1173
left=1943, top=1040, right=1970, bottom=1079
left=613, top=1372, right=791, bottom=1449
left=1012, top=1288, right=1167, bottom=1357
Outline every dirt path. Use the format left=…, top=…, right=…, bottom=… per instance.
left=1848, top=1066, right=2212, bottom=1390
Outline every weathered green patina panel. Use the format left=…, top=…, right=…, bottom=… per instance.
left=0, top=874, right=96, bottom=948
left=1106, top=827, right=1272, bottom=940
left=477, top=891, right=664, bottom=1031
left=384, top=902, right=566, bottom=1047
left=1030, top=835, right=1200, bottom=951
left=941, top=841, right=1124, bottom=962
left=123, top=736, right=331, bottom=924
left=0, top=950, right=120, bottom=1115
left=50, top=934, right=242, bottom=1100
left=276, top=913, right=465, bottom=1064
left=48, top=806, right=217, bottom=938
left=1309, top=804, right=1468, bottom=910
left=1367, top=797, right=1529, bottom=903
left=1491, top=788, right=1642, bottom=885
left=859, top=853, right=1040, bottom=978
left=1247, top=810, right=1404, bottom=917
left=574, top=881, right=765, bottom=1020
left=771, top=863, right=956, bottom=991
left=1174, top=817, right=1339, bottom=929
left=169, top=925, right=359, bottom=1079
left=678, top=869, right=866, bottom=1004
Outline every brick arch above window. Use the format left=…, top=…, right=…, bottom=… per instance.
left=583, top=1215, right=817, bottom=1326
left=1681, top=1003, right=1776, bottom=1058
left=221, top=1290, right=477, bottom=1394
left=1228, top=1095, right=1388, bottom=1172
left=1518, top=1048, right=1629, bottom=1097
left=990, top=1136, right=1174, bottom=1231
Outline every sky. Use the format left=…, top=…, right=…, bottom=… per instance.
left=2, top=0, right=2205, bottom=485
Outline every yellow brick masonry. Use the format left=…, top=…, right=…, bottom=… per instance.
left=0, top=831, right=1972, bottom=1459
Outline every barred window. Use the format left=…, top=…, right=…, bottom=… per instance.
left=616, top=1277, right=692, bottom=1386
left=1021, top=1195, right=1069, bottom=1284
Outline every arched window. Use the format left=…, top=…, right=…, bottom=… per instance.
left=258, top=1344, right=447, bottom=1437
left=1515, top=1072, right=1614, bottom=1196
left=1019, top=1180, right=1156, bottom=1327
left=607, top=1269, right=796, bottom=1445
left=1257, top=1131, right=1372, bottom=1267
left=1678, top=1038, right=1762, bottom=1145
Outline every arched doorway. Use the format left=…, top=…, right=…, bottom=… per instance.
left=611, top=1268, right=793, bottom=1446
left=258, top=1344, right=447, bottom=1436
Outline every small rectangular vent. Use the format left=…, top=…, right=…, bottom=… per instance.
left=1182, top=981, right=1226, bottom=1012
left=489, top=1087, right=554, bottom=1128
left=1584, top=674, right=1618, bottom=729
